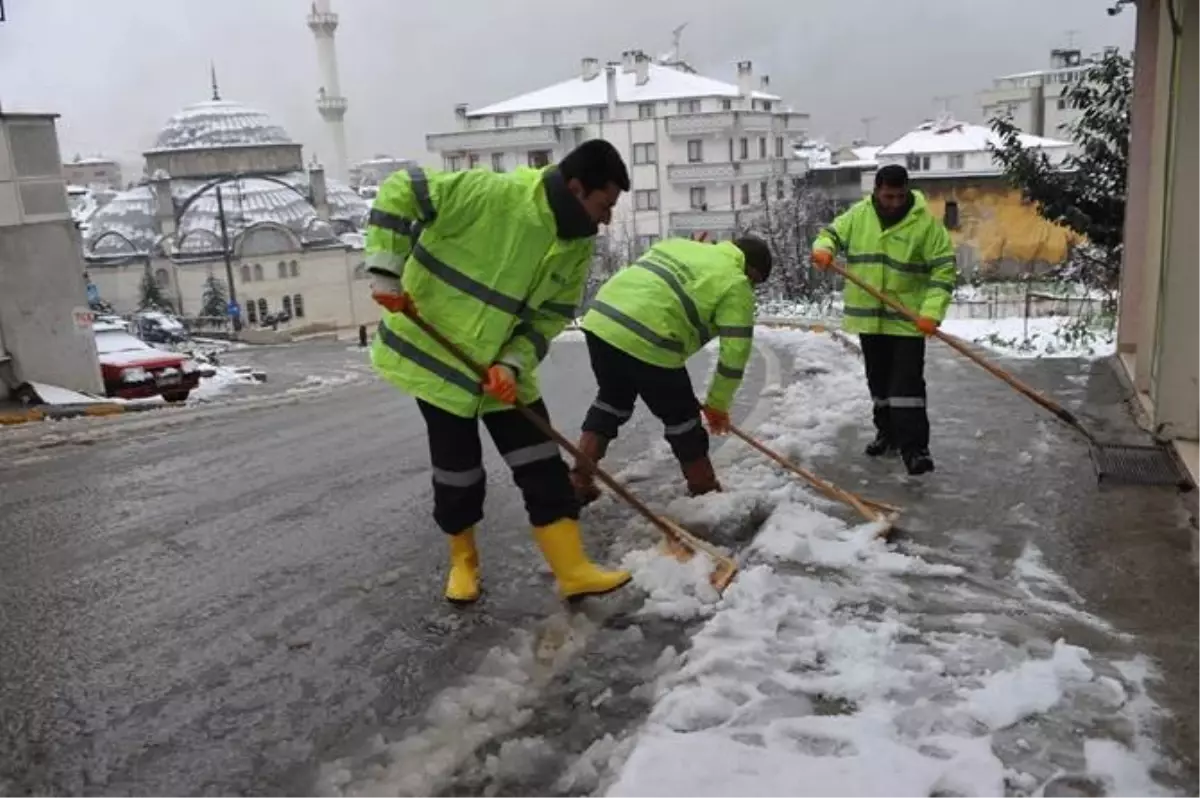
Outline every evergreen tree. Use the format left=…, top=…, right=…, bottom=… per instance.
left=200, top=273, right=228, bottom=318
left=138, top=267, right=173, bottom=312
left=988, top=50, right=1132, bottom=291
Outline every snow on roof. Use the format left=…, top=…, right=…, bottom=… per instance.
left=468, top=61, right=780, bottom=117
left=850, top=145, right=882, bottom=162
left=878, top=118, right=1071, bottom=157
left=149, top=99, right=294, bottom=152
left=69, top=156, right=119, bottom=165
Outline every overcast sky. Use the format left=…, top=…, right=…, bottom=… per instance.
left=0, top=0, right=1134, bottom=177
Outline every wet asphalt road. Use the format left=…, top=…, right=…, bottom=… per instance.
left=0, top=336, right=767, bottom=796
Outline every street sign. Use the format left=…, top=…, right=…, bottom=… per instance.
left=72, top=307, right=96, bottom=333
left=227, top=300, right=240, bottom=318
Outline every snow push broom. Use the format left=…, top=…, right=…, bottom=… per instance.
left=726, top=422, right=901, bottom=535
left=825, top=261, right=1188, bottom=488
left=399, top=307, right=741, bottom=592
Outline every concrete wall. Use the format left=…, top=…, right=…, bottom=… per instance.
left=144, top=144, right=303, bottom=181
left=0, top=221, right=103, bottom=394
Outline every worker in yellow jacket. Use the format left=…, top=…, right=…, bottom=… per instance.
left=811, top=164, right=957, bottom=475
left=365, top=140, right=633, bottom=603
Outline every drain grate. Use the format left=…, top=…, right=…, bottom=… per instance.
left=1092, top=443, right=1188, bottom=487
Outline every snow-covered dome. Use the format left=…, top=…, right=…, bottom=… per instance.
left=150, top=99, right=293, bottom=152
left=83, top=172, right=369, bottom=257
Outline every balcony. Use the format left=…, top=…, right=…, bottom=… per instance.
left=668, top=158, right=795, bottom=184
left=665, top=111, right=810, bottom=138
left=426, top=124, right=564, bottom=153
left=669, top=210, right=739, bottom=232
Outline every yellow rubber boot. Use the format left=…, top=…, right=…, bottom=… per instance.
left=445, top=528, right=481, bottom=604
left=533, top=518, right=631, bottom=600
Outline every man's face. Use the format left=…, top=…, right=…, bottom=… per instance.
left=568, top=179, right=623, bottom=226
left=747, top=267, right=767, bottom=286
left=873, top=184, right=909, bottom=217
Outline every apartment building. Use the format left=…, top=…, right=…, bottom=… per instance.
left=977, top=46, right=1121, bottom=137
left=425, top=50, right=809, bottom=250
left=62, top=155, right=123, bottom=190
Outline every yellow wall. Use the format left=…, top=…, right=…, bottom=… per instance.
left=918, top=181, right=1081, bottom=277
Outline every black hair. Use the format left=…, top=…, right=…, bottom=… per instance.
left=874, top=163, right=909, bottom=189
left=559, top=139, right=631, bottom=192
left=733, top=235, right=772, bottom=280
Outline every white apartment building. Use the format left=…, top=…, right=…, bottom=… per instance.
left=977, top=47, right=1121, bottom=138
left=425, top=50, right=808, bottom=250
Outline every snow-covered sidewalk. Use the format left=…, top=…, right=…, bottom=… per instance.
left=606, top=328, right=1171, bottom=797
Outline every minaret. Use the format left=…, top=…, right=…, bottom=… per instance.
left=307, top=0, right=349, bottom=184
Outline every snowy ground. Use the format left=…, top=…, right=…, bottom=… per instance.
left=940, top=317, right=1116, bottom=359
left=313, top=328, right=1179, bottom=798
left=603, top=329, right=1169, bottom=797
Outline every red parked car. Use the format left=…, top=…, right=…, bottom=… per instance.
left=93, top=321, right=202, bottom=402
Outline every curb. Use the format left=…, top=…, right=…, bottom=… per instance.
left=0, top=401, right=171, bottom=426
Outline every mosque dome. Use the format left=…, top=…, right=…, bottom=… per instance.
left=150, top=99, right=294, bottom=152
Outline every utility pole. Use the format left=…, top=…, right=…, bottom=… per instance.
left=214, top=186, right=242, bottom=333
left=861, top=116, right=877, bottom=143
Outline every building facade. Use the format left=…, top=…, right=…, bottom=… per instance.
left=63, top=155, right=123, bottom=190
left=425, top=51, right=809, bottom=250
left=870, top=117, right=1077, bottom=279
left=977, top=47, right=1122, bottom=138
left=1115, top=0, right=1197, bottom=479
left=0, top=112, right=104, bottom=398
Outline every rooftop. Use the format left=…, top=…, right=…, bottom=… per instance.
left=467, top=60, right=781, bottom=117
left=149, top=99, right=294, bottom=153
left=878, top=117, right=1071, bottom=156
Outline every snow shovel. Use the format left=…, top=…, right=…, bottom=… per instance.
left=398, top=307, right=741, bottom=592
left=727, top=422, right=900, bottom=536
left=826, top=261, right=1186, bottom=487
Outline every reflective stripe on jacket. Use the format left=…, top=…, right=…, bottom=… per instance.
left=813, top=191, right=957, bottom=336
left=367, top=165, right=592, bottom=418
left=581, top=238, right=755, bottom=412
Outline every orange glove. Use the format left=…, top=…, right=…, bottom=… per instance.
left=811, top=249, right=833, bottom=271
left=482, top=364, right=518, bottom=404
left=915, top=316, right=939, bottom=336
left=701, top=405, right=730, bottom=435
left=372, top=291, right=415, bottom=315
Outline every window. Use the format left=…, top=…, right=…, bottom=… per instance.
left=776, top=180, right=785, bottom=200
left=759, top=181, right=768, bottom=202
left=775, top=137, right=784, bottom=158
left=467, top=153, right=480, bottom=169
left=922, top=155, right=931, bottom=171
left=257, top=298, right=268, bottom=318
left=491, top=152, right=505, bottom=172
left=289, top=259, right=299, bottom=278
left=905, top=154, right=931, bottom=171
left=677, top=99, right=701, bottom=114
left=689, top=186, right=707, bottom=209
left=943, top=200, right=960, bottom=230
left=1056, top=98, right=1067, bottom=110
left=758, top=137, right=767, bottom=159
left=587, top=107, right=608, bottom=123
left=246, top=300, right=258, bottom=324
left=154, top=268, right=170, bottom=288
left=278, top=260, right=288, bottom=279
left=293, top=294, right=305, bottom=318
left=528, top=150, right=551, bottom=167
left=632, top=143, right=656, bottom=164
left=634, top=189, right=659, bottom=211
left=253, top=263, right=263, bottom=281
left=948, top=153, right=965, bottom=170
left=638, top=103, right=656, bottom=119
left=721, top=99, right=733, bottom=111
left=541, top=110, right=563, bottom=125
left=494, top=115, right=513, bottom=128
left=686, top=139, right=703, bottom=163
left=728, top=140, right=735, bottom=161
left=763, top=101, right=773, bottom=112
left=282, top=295, right=293, bottom=317
left=446, top=155, right=463, bottom=171
left=739, top=138, right=749, bottom=159
left=740, top=184, right=750, bottom=205
left=635, top=234, right=659, bottom=253
left=241, top=264, right=251, bottom=283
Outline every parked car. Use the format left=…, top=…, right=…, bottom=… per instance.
left=93, top=321, right=203, bottom=402
left=135, top=310, right=190, bottom=345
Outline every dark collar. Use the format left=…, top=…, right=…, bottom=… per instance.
left=542, top=168, right=597, bottom=240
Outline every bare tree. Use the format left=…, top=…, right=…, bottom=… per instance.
left=737, top=172, right=838, bottom=303
left=582, top=219, right=639, bottom=310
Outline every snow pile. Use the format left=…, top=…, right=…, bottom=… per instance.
left=941, top=316, right=1116, bottom=359
left=190, top=365, right=262, bottom=402
left=607, top=327, right=1170, bottom=797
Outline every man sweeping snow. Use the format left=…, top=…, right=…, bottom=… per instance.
left=365, top=140, right=633, bottom=604
left=570, top=236, right=772, bottom=503
left=811, top=164, right=958, bottom=475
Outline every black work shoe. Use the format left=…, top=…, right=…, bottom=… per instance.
left=903, top=449, right=935, bottom=476
left=865, top=433, right=896, bottom=457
